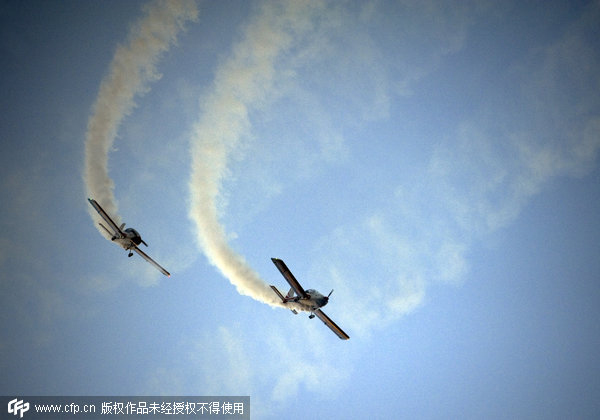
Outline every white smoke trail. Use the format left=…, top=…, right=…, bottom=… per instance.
left=189, top=1, right=321, bottom=307
left=84, top=0, right=197, bottom=237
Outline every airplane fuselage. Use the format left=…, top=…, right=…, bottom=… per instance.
left=289, top=289, right=329, bottom=312
left=112, top=228, right=143, bottom=249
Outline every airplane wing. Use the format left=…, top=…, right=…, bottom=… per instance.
left=271, top=258, right=308, bottom=298
left=87, top=198, right=123, bottom=238
left=133, top=246, right=171, bottom=277
left=314, top=309, right=350, bottom=340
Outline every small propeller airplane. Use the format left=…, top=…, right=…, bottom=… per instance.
left=87, top=198, right=170, bottom=277
left=270, top=257, right=349, bottom=340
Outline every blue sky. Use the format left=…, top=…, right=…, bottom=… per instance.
left=1, top=0, right=600, bottom=418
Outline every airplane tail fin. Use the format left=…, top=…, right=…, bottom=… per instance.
left=270, top=285, right=298, bottom=314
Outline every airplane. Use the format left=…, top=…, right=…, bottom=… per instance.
left=87, top=198, right=170, bottom=277
left=270, top=257, right=349, bottom=340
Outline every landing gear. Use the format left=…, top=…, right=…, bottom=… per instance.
left=128, top=252, right=133, bottom=257
left=309, top=314, right=315, bottom=319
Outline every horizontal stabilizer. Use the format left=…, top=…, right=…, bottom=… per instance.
left=270, top=285, right=285, bottom=302
left=271, top=285, right=298, bottom=315
left=98, top=223, right=113, bottom=237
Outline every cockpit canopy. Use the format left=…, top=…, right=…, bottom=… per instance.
left=124, top=228, right=143, bottom=245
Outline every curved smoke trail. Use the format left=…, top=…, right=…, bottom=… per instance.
left=84, top=0, right=197, bottom=237
left=189, top=1, right=320, bottom=307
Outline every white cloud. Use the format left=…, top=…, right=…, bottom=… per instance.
left=268, top=332, right=350, bottom=403
left=427, top=9, right=600, bottom=235
left=311, top=216, right=427, bottom=337
left=435, top=240, right=469, bottom=284
left=144, top=320, right=352, bottom=418
left=305, top=7, right=600, bottom=333
left=192, top=326, right=253, bottom=395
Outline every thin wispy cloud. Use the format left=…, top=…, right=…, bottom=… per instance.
left=304, top=0, right=600, bottom=340
left=429, top=4, right=600, bottom=236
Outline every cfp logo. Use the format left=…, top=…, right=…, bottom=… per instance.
left=7, top=399, right=29, bottom=418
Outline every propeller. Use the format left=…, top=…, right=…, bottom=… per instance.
left=325, top=289, right=334, bottom=303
